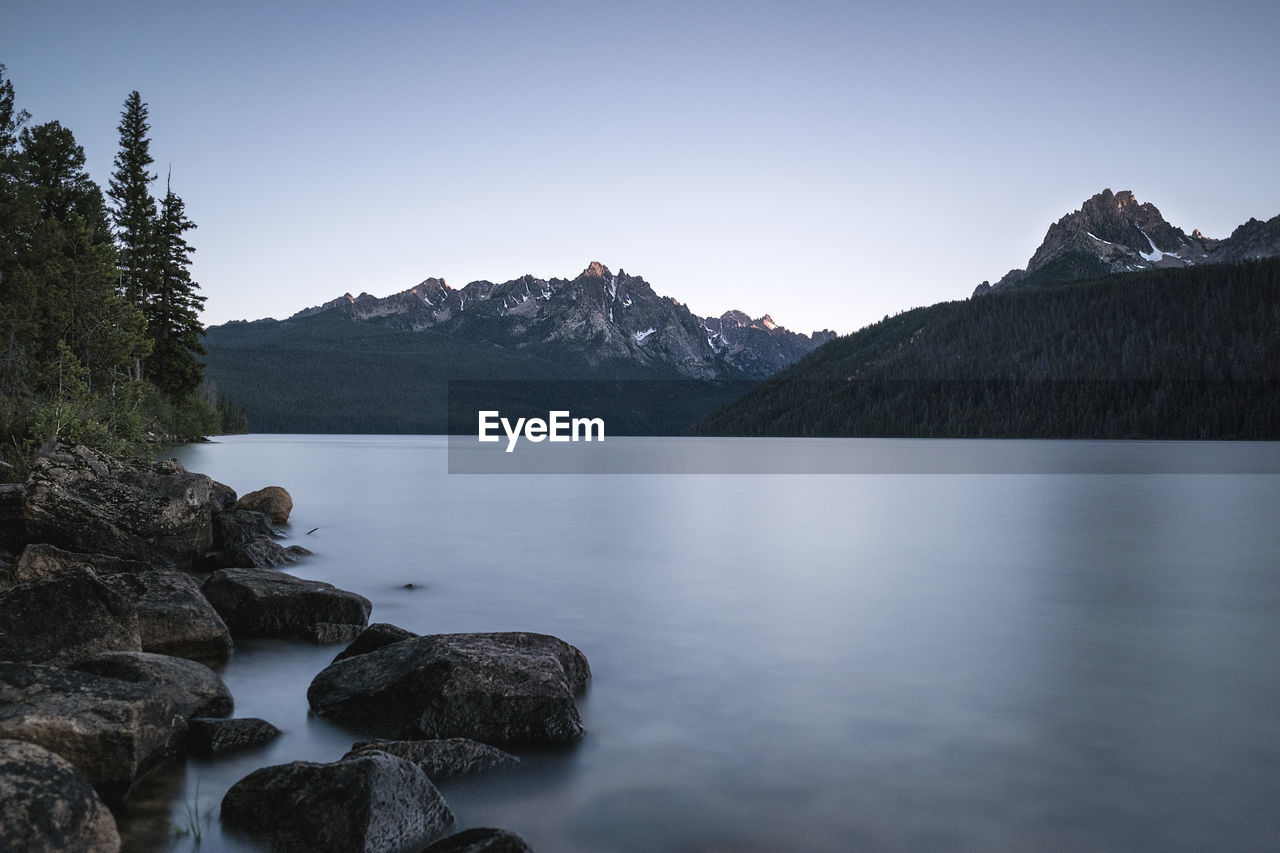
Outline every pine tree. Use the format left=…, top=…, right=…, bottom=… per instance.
left=107, top=91, right=158, bottom=318
left=146, top=173, right=206, bottom=397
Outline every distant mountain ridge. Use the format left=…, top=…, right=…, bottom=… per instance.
left=974, top=189, right=1280, bottom=294
left=269, top=261, right=834, bottom=380
left=203, top=262, right=833, bottom=433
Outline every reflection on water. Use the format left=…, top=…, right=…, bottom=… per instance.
left=132, top=436, right=1280, bottom=852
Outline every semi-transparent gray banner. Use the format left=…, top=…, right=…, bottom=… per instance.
left=446, top=379, right=1280, bottom=474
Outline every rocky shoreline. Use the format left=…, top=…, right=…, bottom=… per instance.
left=0, top=442, right=588, bottom=852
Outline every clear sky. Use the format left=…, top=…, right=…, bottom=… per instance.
left=4, top=0, right=1278, bottom=335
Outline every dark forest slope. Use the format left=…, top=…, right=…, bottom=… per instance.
left=695, top=259, right=1280, bottom=439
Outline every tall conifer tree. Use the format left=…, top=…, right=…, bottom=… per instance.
left=147, top=173, right=206, bottom=396
left=107, top=91, right=158, bottom=317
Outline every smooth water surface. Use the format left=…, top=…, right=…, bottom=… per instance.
left=135, top=436, right=1280, bottom=852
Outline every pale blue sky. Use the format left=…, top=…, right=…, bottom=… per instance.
left=4, top=0, right=1278, bottom=334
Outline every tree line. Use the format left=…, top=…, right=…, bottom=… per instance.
left=695, top=258, right=1280, bottom=438
left=0, top=64, right=241, bottom=474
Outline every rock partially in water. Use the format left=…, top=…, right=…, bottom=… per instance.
left=220, top=751, right=454, bottom=853
left=0, top=738, right=121, bottom=853
left=212, top=508, right=282, bottom=549
left=70, top=651, right=233, bottom=720
left=0, top=566, right=141, bottom=665
left=0, top=663, right=183, bottom=804
left=307, top=622, right=365, bottom=644
left=204, top=534, right=297, bottom=570
left=345, top=738, right=519, bottom=780
left=307, top=632, right=590, bottom=744
left=233, top=486, right=293, bottom=525
left=201, top=568, right=371, bottom=640
left=99, top=569, right=231, bottom=661
left=422, top=828, right=534, bottom=853
left=23, top=443, right=216, bottom=569
left=332, top=622, right=418, bottom=663
left=188, top=717, right=281, bottom=755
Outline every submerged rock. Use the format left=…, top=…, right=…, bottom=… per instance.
left=99, top=569, right=232, bottom=661
left=220, top=751, right=454, bottom=853
left=307, top=632, right=590, bottom=744
left=422, top=828, right=534, bottom=853
left=23, top=443, right=216, bottom=568
left=201, top=568, right=370, bottom=640
left=344, top=738, right=518, bottom=780
left=0, top=566, right=141, bottom=665
left=232, top=486, right=293, bottom=524
left=0, top=738, right=121, bottom=853
left=188, top=717, right=281, bottom=755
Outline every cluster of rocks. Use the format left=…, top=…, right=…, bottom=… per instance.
left=0, top=442, right=589, bottom=852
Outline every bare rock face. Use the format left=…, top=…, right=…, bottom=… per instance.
left=99, top=570, right=232, bottom=661
left=0, top=566, right=141, bottom=665
left=344, top=738, right=519, bottom=780
left=331, top=622, right=419, bottom=663
left=0, top=738, right=121, bottom=853
left=0, top=663, right=185, bottom=804
left=422, top=828, right=534, bottom=853
left=307, top=632, right=590, bottom=744
left=23, top=443, right=216, bottom=568
left=201, top=568, right=371, bottom=640
left=220, top=751, right=454, bottom=853
left=204, top=535, right=297, bottom=570
left=69, top=651, right=233, bottom=720
left=5, top=544, right=150, bottom=591
left=233, top=486, right=293, bottom=524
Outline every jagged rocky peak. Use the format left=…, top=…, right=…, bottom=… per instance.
left=580, top=261, right=612, bottom=279
left=976, top=189, right=1280, bottom=296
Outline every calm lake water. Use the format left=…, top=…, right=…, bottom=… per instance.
left=134, top=435, right=1280, bottom=852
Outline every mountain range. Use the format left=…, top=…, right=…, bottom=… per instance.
left=974, top=189, right=1280, bottom=295
left=204, top=263, right=830, bottom=432
left=695, top=188, right=1280, bottom=439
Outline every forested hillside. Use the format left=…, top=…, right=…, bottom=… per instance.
left=695, top=259, right=1280, bottom=438
left=0, top=65, right=236, bottom=474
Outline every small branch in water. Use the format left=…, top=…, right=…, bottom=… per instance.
left=306, top=527, right=319, bottom=535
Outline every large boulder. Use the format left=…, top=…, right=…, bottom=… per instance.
left=0, top=739, right=121, bottom=853
left=201, top=568, right=371, bottom=640
left=70, top=651, right=233, bottom=720
left=233, top=486, right=293, bottom=524
left=332, top=622, right=419, bottom=663
left=99, top=570, right=232, bottom=661
left=344, top=738, right=519, bottom=780
left=23, top=443, right=216, bottom=568
left=0, top=483, right=25, bottom=554
left=307, top=633, right=590, bottom=744
left=220, top=751, right=454, bottom=853
left=422, top=828, right=534, bottom=853
left=0, top=663, right=186, bottom=803
left=0, top=566, right=141, bottom=665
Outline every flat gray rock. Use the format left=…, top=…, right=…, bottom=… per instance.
left=201, top=567, right=370, bottom=640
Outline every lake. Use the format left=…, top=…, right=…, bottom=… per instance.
left=133, top=435, right=1280, bottom=852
